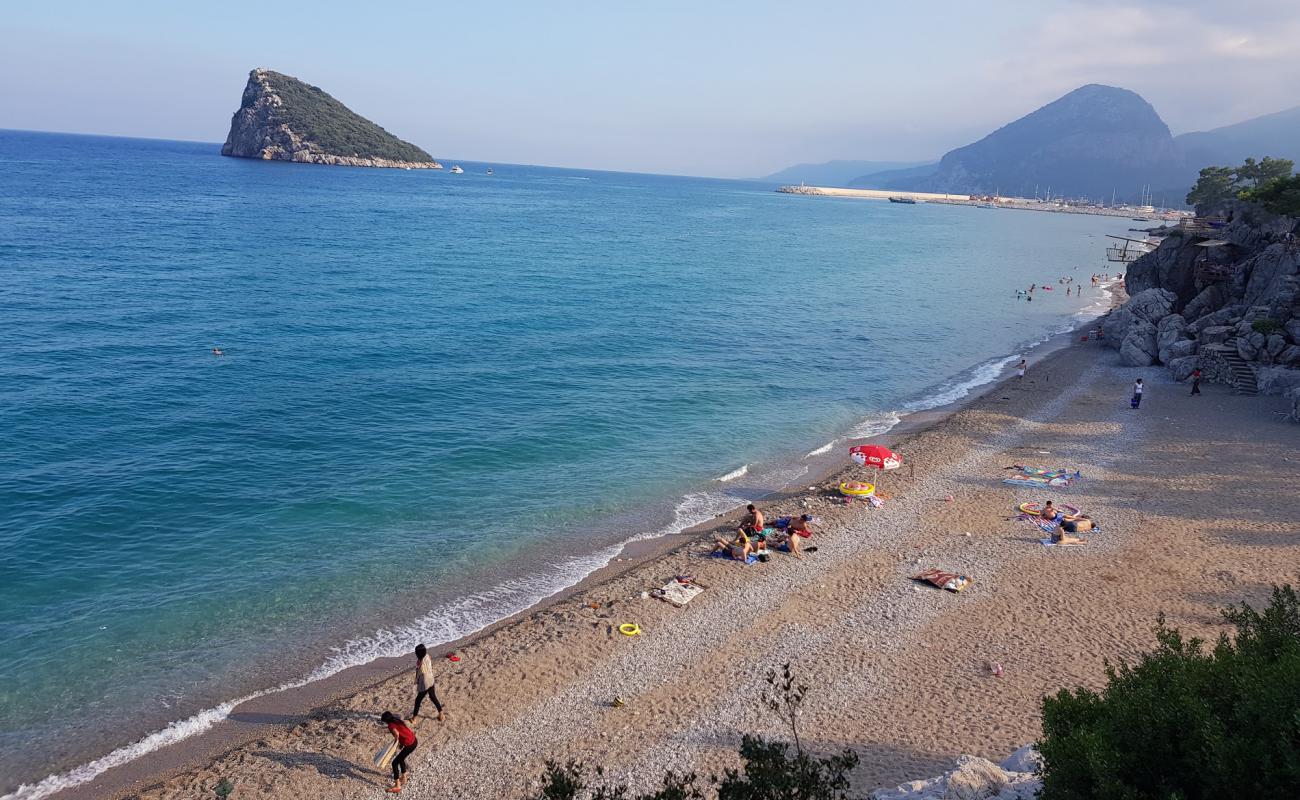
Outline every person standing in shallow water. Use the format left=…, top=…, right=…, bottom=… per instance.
left=1131, top=378, right=1144, bottom=408
left=1015, top=358, right=1027, bottom=379
left=410, top=644, right=445, bottom=724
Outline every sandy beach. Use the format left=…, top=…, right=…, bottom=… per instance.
left=44, top=324, right=1300, bottom=800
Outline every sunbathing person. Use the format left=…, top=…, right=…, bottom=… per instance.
left=1061, top=515, right=1094, bottom=533
left=1039, top=501, right=1059, bottom=522
left=712, top=529, right=752, bottom=561
left=1050, top=524, right=1086, bottom=545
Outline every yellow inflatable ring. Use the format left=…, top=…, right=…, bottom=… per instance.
left=838, top=481, right=875, bottom=497
left=618, top=623, right=641, bottom=636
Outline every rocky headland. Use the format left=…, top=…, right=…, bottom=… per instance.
left=221, top=68, right=441, bottom=169
left=1100, top=202, right=1300, bottom=419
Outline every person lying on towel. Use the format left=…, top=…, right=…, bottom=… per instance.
left=712, top=529, right=752, bottom=561
left=1061, top=515, right=1094, bottom=533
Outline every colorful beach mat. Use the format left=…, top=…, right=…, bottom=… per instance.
left=912, top=569, right=972, bottom=593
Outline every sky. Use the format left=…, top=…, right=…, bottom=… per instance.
left=2, top=0, right=1298, bottom=178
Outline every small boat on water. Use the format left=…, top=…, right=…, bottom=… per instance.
left=449, top=165, right=464, bottom=174
left=888, top=196, right=917, bottom=204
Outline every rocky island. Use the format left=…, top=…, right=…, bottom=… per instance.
left=221, top=68, right=441, bottom=169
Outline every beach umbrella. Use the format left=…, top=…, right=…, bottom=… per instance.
left=849, top=445, right=901, bottom=470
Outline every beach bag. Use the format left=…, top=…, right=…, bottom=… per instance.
left=1130, top=395, right=1140, bottom=408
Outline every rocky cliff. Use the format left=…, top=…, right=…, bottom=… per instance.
left=1101, top=201, right=1300, bottom=419
left=221, top=68, right=441, bottom=169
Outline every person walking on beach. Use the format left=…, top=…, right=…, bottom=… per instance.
left=1189, top=368, right=1202, bottom=396
left=1131, top=378, right=1144, bottom=408
left=380, top=711, right=418, bottom=793
left=1015, top=358, right=1027, bottom=379
left=410, top=644, right=445, bottom=724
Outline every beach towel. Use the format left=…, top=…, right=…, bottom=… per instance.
left=710, top=551, right=758, bottom=565
left=653, top=580, right=704, bottom=607
left=911, top=568, right=972, bottom=593
left=1002, top=475, right=1073, bottom=488
left=1039, top=538, right=1086, bottom=547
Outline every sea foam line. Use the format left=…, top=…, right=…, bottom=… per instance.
left=804, top=441, right=835, bottom=458
left=716, top=464, right=748, bottom=482
left=0, top=547, right=622, bottom=800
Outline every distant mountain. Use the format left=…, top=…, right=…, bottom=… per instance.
left=1175, top=106, right=1300, bottom=171
left=848, top=162, right=938, bottom=189
left=222, top=68, right=440, bottom=169
left=886, top=84, right=1185, bottom=202
left=759, top=159, right=929, bottom=187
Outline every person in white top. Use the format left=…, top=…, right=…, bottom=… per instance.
left=1016, top=359, right=1027, bottom=379
left=1131, top=378, right=1144, bottom=408
left=410, top=644, right=445, bottom=723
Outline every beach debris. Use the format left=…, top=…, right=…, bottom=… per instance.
left=989, top=661, right=1004, bottom=677
left=944, top=494, right=954, bottom=502
left=445, top=653, right=460, bottom=662
left=611, top=697, right=626, bottom=708
left=651, top=579, right=704, bottom=608
left=639, top=591, right=650, bottom=599
left=912, top=569, right=972, bottom=593
left=618, top=623, right=642, bottom=636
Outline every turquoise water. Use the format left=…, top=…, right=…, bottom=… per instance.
left=0, top=130, right=1129, bottom=796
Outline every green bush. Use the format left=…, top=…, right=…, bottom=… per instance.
left=1240, top=174, right=1300, bottom=218
left=1038, top=584, right=1300, bottom=799
left=1252, top=318, right=1282, bottom=335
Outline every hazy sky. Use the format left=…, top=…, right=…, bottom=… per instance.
left=3, top=1, right=1298, bottom=177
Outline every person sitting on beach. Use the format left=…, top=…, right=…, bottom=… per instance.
left=778, top=514, right=815, bottom=559
left=713, top=529, right=752, bottom=561
left=738, top=504, right=765, bottom=536
left=380, top=711, right=418, bottom=794
left=410, top=644, right=445, bottom=724
left=1039, top=500, right=1057, bottom=522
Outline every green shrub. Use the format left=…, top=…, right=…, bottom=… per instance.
left=1240, top=174, right=1300, bottom=218
left=1252, top=318, right=1282, bottom=335
left=1038, top=584, right=1300, bottom=799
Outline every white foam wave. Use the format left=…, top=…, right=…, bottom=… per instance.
left=903, top=355, right=1020, bottom=413
left=804, top=441, right=835, bottom=458
left=716, top=464, right=748, bottom=482
left=848, top=411, right=902, bottom=439
left=1, top=548, right=621, bottom=800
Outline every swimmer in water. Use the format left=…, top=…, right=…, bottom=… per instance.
left=212, top=347, right=224, bottom=356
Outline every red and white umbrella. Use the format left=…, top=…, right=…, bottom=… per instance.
left=850, top=444, right=901, bottom=471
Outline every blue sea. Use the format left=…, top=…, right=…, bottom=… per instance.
left=0, top=129, right=1130, bottom=797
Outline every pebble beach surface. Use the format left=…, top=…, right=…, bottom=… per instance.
left=61, top=338, right=1300, bottom=800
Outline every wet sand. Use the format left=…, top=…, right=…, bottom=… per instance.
left=44, top=327, right=1300, bottom=800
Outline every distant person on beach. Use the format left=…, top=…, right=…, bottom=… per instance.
left=1131, top=378, right=1144, bottom=408
left=410, top=644, right=445, bottom=724
left=1040, top=501, right=1058, bottom=523
left=380, top=711, right=418, bottom=793
left=713, top=529, right=752, bottom=561
left=1189, top=368, right=1202, bottom=396
left=780, top=514, right=815, bottom=558
left=1016, top=359, right=1027, bottom=379
left=738, top=504, right=765, bottom=536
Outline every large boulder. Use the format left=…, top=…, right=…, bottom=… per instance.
left=1242, top=244, right=1300, bottom=309
left=1188, top=305, right=1243, bottom=334
left=1125, top=238, right=1199, bottom=309
left=1120, top=320, right=1160, bottom=366
left=1279, top=345, right=1300, bottom=366
left=1198, top=325, right=1234, bottom=345
left=1182, top=283, right=1228, bottom=323
left=1285, top=318, right=1300, bottom=344
left=1103, top=288, right=1178, bottom=359
left=999, top=746, right=1043, bottom=775
left=1289, top=387, right=1300, bottom=423
left=1164, top=339, right=1198, bottom=361
left=1255, top=367, right=1300, bottom=396
left=1156, top=314, right=1188, bottom=362
left=1168, top=355, right=1199, bottom=381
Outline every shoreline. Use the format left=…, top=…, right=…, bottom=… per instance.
left=72, top=275, right=1300, bottom=800
left=19, top=286, right=1124, bottom=800
left=777, top=184, right=1185, bottom=221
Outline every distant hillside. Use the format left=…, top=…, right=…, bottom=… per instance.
left=1176, top=106, right=1300, bottom=171
left=760, top=159, right=929, bottom=187
left=222, top=68, right=440, bottom=169
left=848, top=162, right=938, bottom=189
left=887, top=84, right=1185, bottom=202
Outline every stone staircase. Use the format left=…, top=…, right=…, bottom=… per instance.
left=1204, top=339, right=1259, bottom=395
